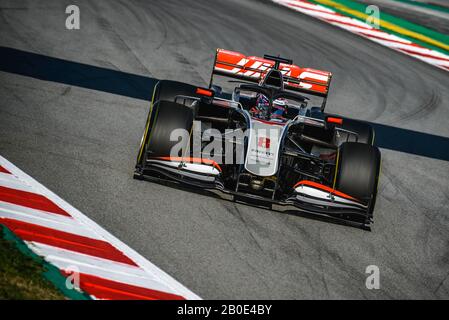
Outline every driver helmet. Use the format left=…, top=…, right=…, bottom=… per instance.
left=256, top=93, right=269, bottom=111
left=271, top=98, right=287, bottom=121
left=250, top=93, right=270, bottom=119
left=272, top=98, right=287, bottom=113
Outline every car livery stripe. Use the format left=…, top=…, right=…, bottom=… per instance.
left=251, top=117, right=287, bottom=126
left=272, top=0, right=449, bottom=71
left=0, top=155, right=200, bottom=300
left=154, top=156, right=223, bottom=172
left=294, top=180, right=358, bottom=201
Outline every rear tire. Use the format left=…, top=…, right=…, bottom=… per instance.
left=335, top=142, right=381, bottom=215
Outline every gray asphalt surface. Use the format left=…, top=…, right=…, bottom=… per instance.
left=1, top=0, right=449, bottom=299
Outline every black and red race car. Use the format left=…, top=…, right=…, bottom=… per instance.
left=134, top=49, right=381, bottom=229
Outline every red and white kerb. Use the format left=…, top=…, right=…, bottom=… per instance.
left=0, top=156, right=200, bottom=300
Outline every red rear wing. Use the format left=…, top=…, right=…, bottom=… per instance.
left=211, top=49, right=332, bottom=97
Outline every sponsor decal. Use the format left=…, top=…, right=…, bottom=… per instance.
left=258, top=137, right=271, bottom=149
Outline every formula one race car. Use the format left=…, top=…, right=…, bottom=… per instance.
left=134, top=49, right=381, bottom=229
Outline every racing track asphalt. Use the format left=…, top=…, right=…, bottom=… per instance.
left=0, top=0, right=448, bottom=299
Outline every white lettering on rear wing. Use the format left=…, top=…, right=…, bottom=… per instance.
left=211, top=48, right=332, bottom=98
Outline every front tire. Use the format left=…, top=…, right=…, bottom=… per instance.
left=335, top=142, right=381, bottom=215
left=136, top=80, right=199, bottom=167
left=145, top=100, right=194, bottom=158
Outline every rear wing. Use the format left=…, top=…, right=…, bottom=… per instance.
left=209, top=49, right=332, bottom=99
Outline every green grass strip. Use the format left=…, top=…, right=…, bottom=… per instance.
left=307, top=0, right=449, bottom=55
left=392, top=0, right=449, bottom=14
left=0, top=224, right=90, bottom=300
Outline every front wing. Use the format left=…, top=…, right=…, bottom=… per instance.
left=135, top=157, right=372, bottom=229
